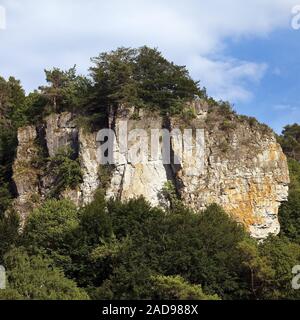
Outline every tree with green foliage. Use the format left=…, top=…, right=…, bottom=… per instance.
left=159, top=204, right=249, bottom=299
left=149, top=275, right=219, bottom=300
left=22, top=91, right=48, bottom=124
left=0, top=76, right=27, bottom=216
left=0, top=210, right=20, bottom=263
left=135, top=46, right=203, bottom=114
left=47, top=148, right=83, bottom=197
left=102, top=199, right=250, bottom=299
left=258, top=237, right=300, bottom=299
left=278, top=124, right=300, bottom=161
left=0, top=76, right=26, bottom=121
left=238, top=239, right=275, bottom=299
left=90, top=46, right=203, bottom=115
left=40, top=66, right=90, bottom=113
left=0, top=192, right=298, bottom=301
left=279, top=159, right=300, bottom=244
left=69, top=191, right=114, bottom=287
left=90, top=48, right=139, bottom=111
left=0, top=248, right=89, bottom=300
left=22, top=199, right=79, bottom=271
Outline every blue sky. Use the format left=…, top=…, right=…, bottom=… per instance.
left=0, top=0, right=299, bottom=133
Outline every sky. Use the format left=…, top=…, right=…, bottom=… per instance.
left=0, top=0, right=300, bottom=133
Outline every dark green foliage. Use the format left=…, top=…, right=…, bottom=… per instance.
left=0, top=191, right=299, bottom=300
left=93, top=199, right=248, bottom=299
left=278, top=124, right=300, bottom=161
left=149, top=275, right=219, bottom=300
left=278, top=130, right=300, bottom=245
left=69, top=191, right=114, bottom=287
left=0, top=76, right=26, bottom=123
left=47, top=148, right=83, bottom=197
left=157, top=204, right=248, bottom=299
left=0, top=76, right=27, bottom=215
left=23, top=91, right=48, bottom=124
left=0, top=181, right=12, bottom=214
left=279, top=159, right=300, bottom=244
left=39, top=66, right=91, bottom=113
left=22, top=199, right=79, bottom=251
left=89, top=48, right=139, bottom=110
left=89, top=46, right=203, bottom=115
left=0, top=125, right=17, bottom=197
left=22, top=199, right=79, bottom=272
left=134, top=46, right=202, bottom=114
left=0, top=211, right=20, bottom=263
left=0, top=248, right=89, bottom=300
left=257, top=237, right=300, bottom=300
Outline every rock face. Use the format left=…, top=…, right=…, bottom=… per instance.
left=172, top=118, right=289, bottom=239
left=103, top=108, right=289, bottom=239
left=12, top=113, right=97, bottom=219
left=78, top=129, right=100, bottom=205
left=45, top=112, right=79, bottom=157
left=106, top=115, right=170, bottom=206
left=12, top=106, right=290, bottom=239
left=12, top=126, right=40, bottom=223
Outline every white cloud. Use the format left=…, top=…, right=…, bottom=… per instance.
left=188, top=55, right=268, bottom=102
left=0, top=0, right=296, bottom=101
left=0, top=5, right=6, bottom=30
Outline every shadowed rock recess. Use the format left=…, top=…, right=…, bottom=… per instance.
left=12, top=102, right=289, bottom=239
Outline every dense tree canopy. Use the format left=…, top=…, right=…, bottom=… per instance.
left=0, top=192, right=299, bottom=300
left=279, top=159, right=300, bottom=244
left=89, top=47, right=204, bottom=115
left=0, top=248, right=89, bottom=300
left=39, top=66, right=90, bottom=114
left=278, top=124, right=300, bottom=161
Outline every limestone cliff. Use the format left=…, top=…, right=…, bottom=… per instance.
left=12, top=126, right=40, bottom=223
left=12, top=103, right=290, bottom=239
left=12, top=112, right=99, bottom=217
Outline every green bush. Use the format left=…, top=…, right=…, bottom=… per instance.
left=279, top=159, right=300, bottom=244
left=47, top=148, right=83, bottom=197
left=221, top=120, right=236, bottom=131
left=22, top=199, right=79, bottom=270
left=149, top=275, right=220, bottom=300
left=0, top=248, right=89, bottom=300
left=278, top=124, right=300, bottom=161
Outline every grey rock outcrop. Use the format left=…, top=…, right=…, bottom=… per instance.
left=102, top=109, right=289, bottom=239
left=12, top=126, right=40, bottom=223
left=12, top=113, right=103, bottom=217
left=78, top=129, right=100, bottom=205
left=12, top=106, right=290, bottom=239
left=106, top=114, right=170, bottom=206
left=45, top=112, right=78, bottom=157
